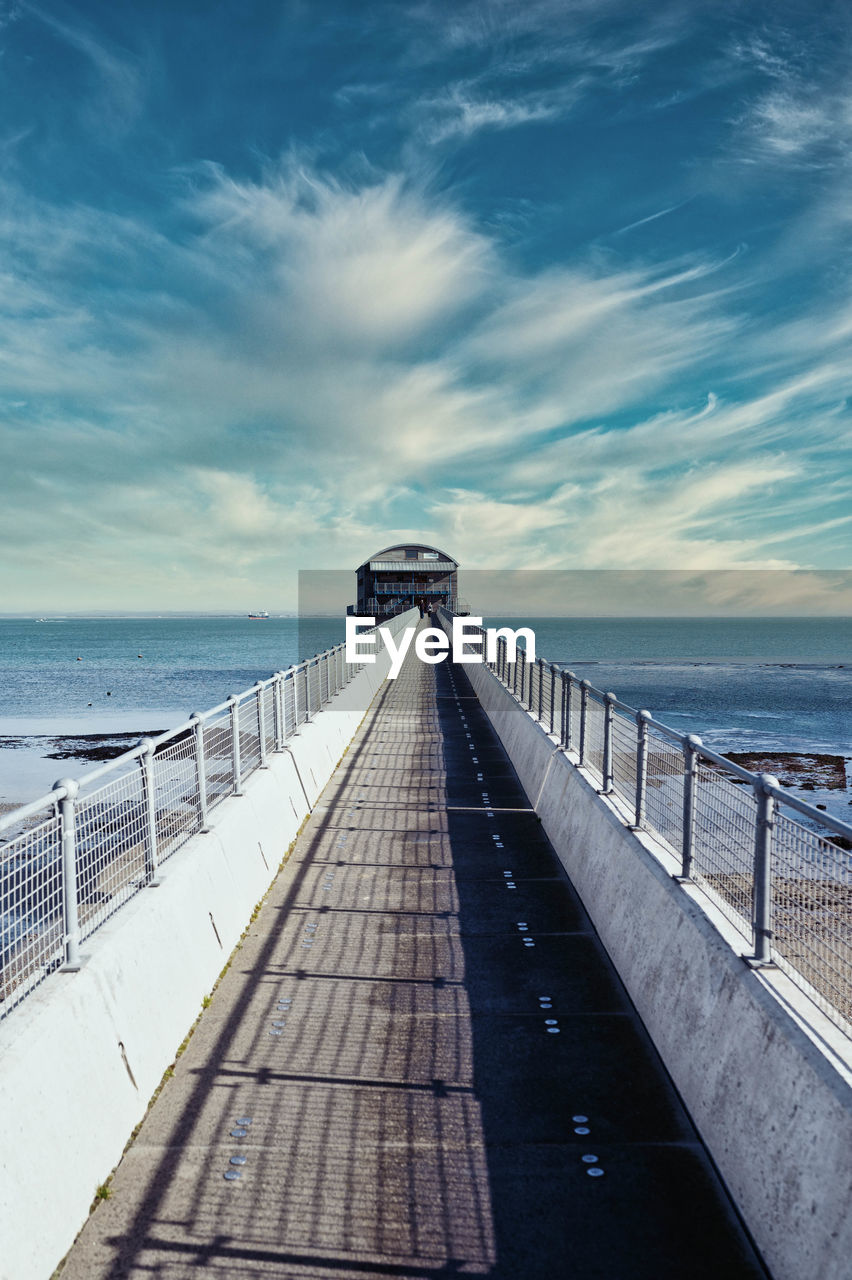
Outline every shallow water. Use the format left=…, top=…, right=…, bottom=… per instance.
left=0, top=616, right=344, bottom=803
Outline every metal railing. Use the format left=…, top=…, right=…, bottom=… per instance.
left=0, top=611, right=415, bottom=1021
left=437, top=608, right=852, bottom=1037
left=374, top=582, right=452, bottom=595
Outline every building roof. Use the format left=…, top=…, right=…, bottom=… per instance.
left=357, top=542, right=458, bottom=571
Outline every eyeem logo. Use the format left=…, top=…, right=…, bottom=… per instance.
left=346, top=617, right=536, bottom=679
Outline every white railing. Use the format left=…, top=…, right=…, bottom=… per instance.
left=0, top=613, right=414, bottom=1021
left=437, top=607, right=852, bottom=1037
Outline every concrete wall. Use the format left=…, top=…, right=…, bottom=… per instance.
left=461, top=654, right=852, bottom=1280
left=0, top=629, right=409, bottom=1280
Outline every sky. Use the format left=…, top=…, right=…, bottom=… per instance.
left=1, top=0, right=851, bottom=613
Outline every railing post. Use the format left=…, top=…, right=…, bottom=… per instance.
left=602, top=693, right=616, bottom=793
left=190, top=713, right=210, bottom=831
left=562, top=675, right=578, bottom=752
left=228, top=695, right=243, bottom=795
left=271, top=675, right=282, bottom=750
left=293, top=665, right=301, bottom=730
left=563, top=671, right=576, bottom=751
left=579, top=680, right=591, bottom=765
left=54, top=779, right=81, bottom=971
left=751, top=773, right=778, bottom=966
left=633, top=710, right=651, bottom=829
left=537, top=658, right=544, bottom=721
left=256, top=681, right=268, bottom=767
left=549, top=663, right=556, bottom=735
left=307, top=659, right=316, bottom=718
left=138, top=738, right=161, bottom=884
left=680, top=733, right=702, bottom=879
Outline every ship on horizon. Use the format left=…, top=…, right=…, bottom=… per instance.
left=248, top=609, right=270, bottom=620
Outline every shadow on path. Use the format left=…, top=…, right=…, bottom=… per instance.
left=58, top=641, right=769, bottom=1279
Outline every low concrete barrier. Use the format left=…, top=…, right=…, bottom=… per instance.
left=462, top=654, right=852, bottom=1280
left=0, top=641, right=402, bottom=1280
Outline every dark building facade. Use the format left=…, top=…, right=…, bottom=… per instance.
left=354, top=543, right=459, bottom=618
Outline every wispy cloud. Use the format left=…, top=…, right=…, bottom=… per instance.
left=730, top=28, right=852, bottom=169
left=405, top=0, right=689, bottom=145
left=418, top=83, right=579, bottom=143
left=613, top=199, right=694, bottom=236
left=738, top=88, right=850, bottom=166
left=20, top=1, right=146, bottom=135
left=1, top=140, right=849, bottom=609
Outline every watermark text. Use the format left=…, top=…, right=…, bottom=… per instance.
left=346, top=617, right=535, bottom=679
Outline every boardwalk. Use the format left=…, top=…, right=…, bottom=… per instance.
left=60, top=635, right=767, bottom=1279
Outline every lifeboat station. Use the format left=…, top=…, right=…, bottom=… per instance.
left=353, top=542, right=458, bottom=618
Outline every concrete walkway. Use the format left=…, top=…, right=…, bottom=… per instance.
left=59, top=637, right=767, bottom=1279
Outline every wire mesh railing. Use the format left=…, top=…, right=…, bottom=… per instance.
left=436, top=607, right=852, bottom=1036
left=0, top=611, right=415, bottom=1022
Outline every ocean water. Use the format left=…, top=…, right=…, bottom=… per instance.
left=0, top=617, right=344, bottom=727
left=485, top=616, right=852, bottom=757
left=0, top=614, right=850, bottom=809
left=0, top=617, right=344, bottom=803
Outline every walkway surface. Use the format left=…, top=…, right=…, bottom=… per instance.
left=60, top=635, right=768, bottom=1279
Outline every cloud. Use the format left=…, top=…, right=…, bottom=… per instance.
left=418, top=459, right=806, bottom=577
left=191, top=165, right=496, bottom=350
left=0, top=145, right=850, bottom=609
left=419, top=86, right=575, bottom=144
left=738, top=89, right=849, bottom=165
left=456, top=258, right=737, bottom=436
left=729, top=27, right=852, bottom=169
left=21, top=1, right=146, bottom=136
left=403, top=0, right=689, bottom=145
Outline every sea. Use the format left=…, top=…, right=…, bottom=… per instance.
left=0, top=615, right=850, bottom=819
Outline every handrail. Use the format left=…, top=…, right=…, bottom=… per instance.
left=436, top=606, right=852, bottom=1036
left=0, top=609, right=417, bottom=1020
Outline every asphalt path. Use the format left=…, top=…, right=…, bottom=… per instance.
left=59, top=634, right=768, bottom=1279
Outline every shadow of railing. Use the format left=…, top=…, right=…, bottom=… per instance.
left=73, top=657, right=766, bottom=1280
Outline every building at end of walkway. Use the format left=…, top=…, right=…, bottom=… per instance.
left=353, top=543, right=459, bottom=618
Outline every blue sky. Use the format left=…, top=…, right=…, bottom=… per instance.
left=1, top=0, right=851, bottom=611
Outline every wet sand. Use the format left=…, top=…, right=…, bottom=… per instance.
left=0, top=730, right=165, bottom=812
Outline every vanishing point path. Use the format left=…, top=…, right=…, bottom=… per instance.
left=60, top=628, right=767, bottom=1279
